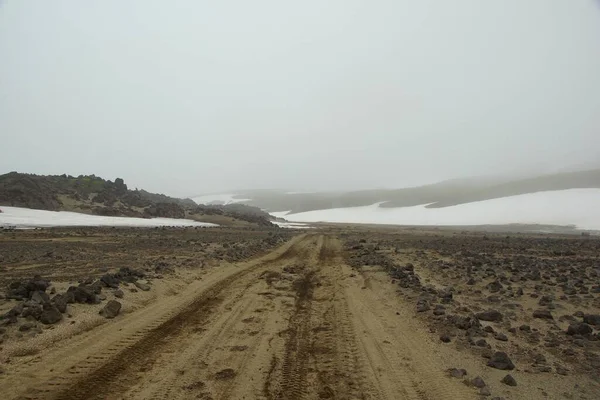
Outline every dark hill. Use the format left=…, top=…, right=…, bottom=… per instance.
left=0, top=172, right=274, bottom=226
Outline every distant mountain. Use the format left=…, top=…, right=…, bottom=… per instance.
left=236, top=169, right=600, bottom=213
left=0, top=172, right=274, bottom=226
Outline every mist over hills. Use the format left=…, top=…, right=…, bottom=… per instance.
left=229, top=169, right=600, bottom=214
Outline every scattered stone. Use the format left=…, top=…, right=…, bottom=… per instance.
left=519, top=325, right=531, bottom=332
left=487, top=352, right=515, bottom=370
left=21, top=303, right=43, bottom=320
left=99, top=300, right=121, bottom=319
left=476, top=310, right=503, bottom=322
left=472, top=376, right=486, bottom=388
left=19, top=322, right=35, bottom=332
left=494, top=332, right=508, bottom=341
left=440, top=334, right=451, bottom=343
left=415, top=299, right=430, bottom=313
left=134, top=281, right=151, bottom=292
left=67, top=286, right=98, bottom=304
left=501, top=374, right=517, bottom=386
left=449, top=368, right=467, bottom=378
left=88, top=281, right=103, bottom=295
left=51, top=294, right=68, bottom=313
left=114, top=289, right=124, bottom=299
left=100, top=273, right=120, bottom=288
left=533, top=309, right=554, bottom=320
left=64, top=291, right=76, bottom=304
left=583, top=314, right=600, bottom=326
left=39, top=304, right=62, bottom=325
left=449, top=315, right=481, bottom=330
left=567, top=323, right=592, bottom=336
left=480, top=387, right=491, bottom=396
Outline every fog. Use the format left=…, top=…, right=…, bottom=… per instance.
left=1, top=1, right=599, bottom=198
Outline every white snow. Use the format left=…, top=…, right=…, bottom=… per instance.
left=280, top=189, right=600, bottom=230
left=191, top=193, right=251, bottom=205
left=0, top=207, right=217, bottom=228
left=271, top=220, right=311, bottom=229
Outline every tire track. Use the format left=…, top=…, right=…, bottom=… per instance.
left=311, top=236, right=379, bottom=399
left=15, top=235, right=310, bottom=400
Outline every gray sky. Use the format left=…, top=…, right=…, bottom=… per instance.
left=1, top=1, right=600, bottom=197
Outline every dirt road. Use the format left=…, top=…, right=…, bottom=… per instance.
left=3, top=234, right=474, bottom=399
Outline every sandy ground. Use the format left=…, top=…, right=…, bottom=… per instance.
left=1, top=227, right=599, bottom=399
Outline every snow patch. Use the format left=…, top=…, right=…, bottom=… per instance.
left=0, top=207, right=217, bottom=228
left=271, top=220, right=311, bottom=229
left=281, top=189, right=600, bottom=230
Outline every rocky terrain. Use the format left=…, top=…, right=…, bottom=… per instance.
left=343, top=228, right=600, bottom=399
left=0, top=227, right=294, bottom=358
left=0, top=226, right=598, bottom=399
left=0, top=172, right=274, bottom=226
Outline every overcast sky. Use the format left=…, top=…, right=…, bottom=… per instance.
left=1, top=1, right=599, bottom=197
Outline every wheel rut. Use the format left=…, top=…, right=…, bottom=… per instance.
left=7, top=233, right=475, bottom=400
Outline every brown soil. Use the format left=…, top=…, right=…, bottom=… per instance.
left=1, top=227, right=598, bottom=399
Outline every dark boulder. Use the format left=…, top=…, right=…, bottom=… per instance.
left=51, top=294, right=68, bottom=313
left=100, top=274, right=120, bottom=288
left=440, top=334, right=451, bottom=343
left=6, top=303, right=24, bottom=317
left=114, top=267, right=145, bottom=283
left=416, top=299, right=430, bottom=313
left=471, top=376, right=486, bottom=388
left=449, top=315, right=481, bottom=330
left=26, top=278, right=50, bottom=293
left=567, top=323, right=593, bottom=336
left=6, top=285, right=29, bottom=300
left=87, top=281, right=103, bottom=295
left=67, top=286, right=98, bottom=304
left=21, top=303, right=43, bottom=320
left=476, top=310, right=503, bottom=322
left=501, top=374, right=517, bottom=386
left=64, top=290, right=76, bottom=304
left=99, top=300, right=121, bottom=319
left=487, top=352, right=515, bottom=370
left=39, top=304, right=62, bottom=325
left=533, top=309, right=554, bottom=320
left=583, top=314, right=600, bottom=326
